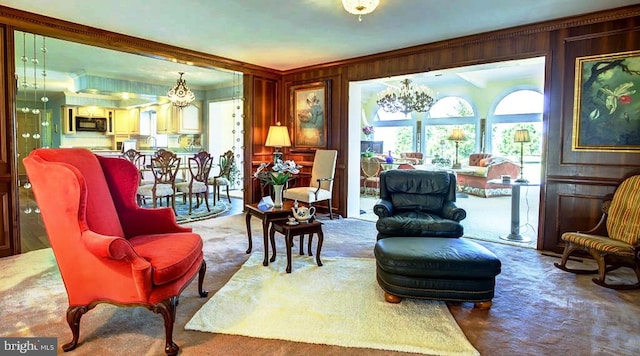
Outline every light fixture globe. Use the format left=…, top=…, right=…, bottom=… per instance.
left=342, top=0, right=380, bottom=22
left=167, top=72, right=195, bottom=108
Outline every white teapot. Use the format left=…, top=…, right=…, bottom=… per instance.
left=292, top=205, right=316, bottom=222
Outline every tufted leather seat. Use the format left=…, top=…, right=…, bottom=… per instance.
left=373, top=170, right=466, bottom=239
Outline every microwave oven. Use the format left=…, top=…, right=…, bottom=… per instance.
left=75, top=116, right=107, bottom=132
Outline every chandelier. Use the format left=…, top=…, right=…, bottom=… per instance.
left=342, top=0, right=379, bottom=22
left=376, top=79, right=436, bottom=116
left=167, top=72, right=195, bottom=108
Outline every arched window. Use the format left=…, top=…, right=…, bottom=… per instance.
left=494, top=90, right=543, bottom=115
left=425, top=96, right=476, bottom=163
left=429, top=96, right=474, bottom=118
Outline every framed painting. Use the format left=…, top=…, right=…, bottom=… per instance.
left=572, top=50, right=640, bottom=152
left=290, top=81, right=329, bottom=149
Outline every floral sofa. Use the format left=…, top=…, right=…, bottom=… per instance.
left=454, top=153, right=520, bottom=197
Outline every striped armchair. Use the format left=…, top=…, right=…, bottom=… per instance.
left=554, top=175, right=640, bottom=290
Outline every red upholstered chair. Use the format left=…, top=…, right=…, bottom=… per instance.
left=23, top=148, right=208, bottom=356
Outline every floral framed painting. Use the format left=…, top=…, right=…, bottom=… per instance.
left=290, top=81, right=329, bottom=149
left=572, top=50, right=640, bottom=152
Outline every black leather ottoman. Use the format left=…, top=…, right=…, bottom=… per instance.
left=374, top=237, right=501, bottom=309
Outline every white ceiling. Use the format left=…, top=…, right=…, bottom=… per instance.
left=3, top=0, right=639, bottom=71
left=5, top=0, right=639, bottom=102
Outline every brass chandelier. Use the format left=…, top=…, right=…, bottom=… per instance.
left=167, top=72, right=195, bottom=108
left=376, top=79, right=436, bottom=116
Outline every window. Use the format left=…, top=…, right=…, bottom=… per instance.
left=424, top=96, right=476, bottom=162
left=494, top=90, right=543, bottom=115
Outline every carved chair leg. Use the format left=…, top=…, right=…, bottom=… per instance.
left=198, top=260, right=209, bottom=297
left=554, top=242, right=598, bottom=274
left=153, top=297, right=179, bottom=356
left=62, top=305, right=90, bottom=352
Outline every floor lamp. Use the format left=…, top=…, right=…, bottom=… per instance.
left=264, top=122, right=291, bottom=163
left=448, top=128, right=466, bottom=169
left=514, top=129, right=530, bottom=183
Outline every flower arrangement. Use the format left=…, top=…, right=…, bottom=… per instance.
left=362, top=125, right=375, bottom=136
left=253, top=159, right=301, bottom=186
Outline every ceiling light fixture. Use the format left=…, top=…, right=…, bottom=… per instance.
left=167, top=72, right=195, bottom=108
left=376, top=79, right=436, bottom=116
left=342, top=0, right=379, bottom=22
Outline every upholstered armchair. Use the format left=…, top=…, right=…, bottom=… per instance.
left=23, top=148, right=208, bottom=356
left=554, top=175, right=640, bottom=290
left=374, top=170, right=466, bottom=239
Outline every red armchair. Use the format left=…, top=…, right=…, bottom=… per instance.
left=23, top=148, right=208, bottom=356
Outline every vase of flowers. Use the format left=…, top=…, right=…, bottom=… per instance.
left=253, top=159, right=301, bottom=208
left=362, top=125, right=375, bottom=140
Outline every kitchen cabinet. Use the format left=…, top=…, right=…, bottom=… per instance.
left=62, top=106, right=77, bottom=134
left=156, top=103, right=173, bottom=134
left=115, top=108, right=140, bottom=135
left=155, top=101, right=201, bottom=134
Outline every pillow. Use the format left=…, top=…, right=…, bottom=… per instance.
left=479, top=158, right=491, bottom=167
left=489, top=157, right=507, bottom=165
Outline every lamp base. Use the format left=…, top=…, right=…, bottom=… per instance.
left=514, top=177, right=528, bottom=183
left=451, top=162, right=461, bottom=169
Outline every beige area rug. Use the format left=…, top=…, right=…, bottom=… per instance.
left=185, top=253, right=479, bottom=356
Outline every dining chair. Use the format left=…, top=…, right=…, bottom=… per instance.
left=283, top=149, right=338, bottom=219
left=175, top=151, right=213, bottom=214
left=361, top=156, right=384, bottom=196
left=137, top=150, right=181, bottom=212
left=208, top=150, right=235, bottom=205
left=121, top=148, right=152, bottom=185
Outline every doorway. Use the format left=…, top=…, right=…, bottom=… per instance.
left=347, top=57, right=545, bottom=249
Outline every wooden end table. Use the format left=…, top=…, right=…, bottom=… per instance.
left=269, top=218, right=324, bottom=273
left=245, top=200, right=294, bottom=266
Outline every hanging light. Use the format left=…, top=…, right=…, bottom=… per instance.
left=342, top=0, right=379, bottom=22
left=167, top=72, right=195, bottom=108
left=376, top=79, right=436, bottom=116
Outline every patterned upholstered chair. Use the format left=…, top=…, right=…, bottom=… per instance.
left=554, top=175, right=640, bottom=290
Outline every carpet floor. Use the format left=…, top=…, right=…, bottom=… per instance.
left=186, top=254, right=478, bottom=356
left=1, top=214, right=639, bottom=355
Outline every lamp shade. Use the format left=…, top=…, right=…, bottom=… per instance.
left=448, top=128, right=466, bottom=141
left=265, top=124, right=291, bottom=148
left=514, top=129, right=531, bottom=143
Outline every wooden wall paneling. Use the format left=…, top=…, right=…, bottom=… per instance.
left=0, top=24, right=19, bottom=257
left=246, top=75, right=280, bottom=204
left=542, top=178, right=621, bottom=252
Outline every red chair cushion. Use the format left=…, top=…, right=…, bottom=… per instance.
left=130, top=232, right=204, bottom=286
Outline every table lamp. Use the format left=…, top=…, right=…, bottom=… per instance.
left=447, top=128, right=466, bottom=169
left=265, top=122, right=291, bottom=163
left=513, top=129, right=530, bottom=183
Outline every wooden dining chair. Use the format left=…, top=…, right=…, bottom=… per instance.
left=137, top=150, right=181, bottom=213
left=176, top=151, right=213, bottom=214
left=122, top=149, right=152, bottom=185
left=208, top=150, right=235, bottom=205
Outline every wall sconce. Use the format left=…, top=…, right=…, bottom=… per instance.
left=513, top=129, right=531, bottom=182
left=264, top=122, right=291, bottom=163
left=447, top=128, right=466, bottom=169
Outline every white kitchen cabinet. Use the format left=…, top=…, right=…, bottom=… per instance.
left=62, top=106, right=77, bottom=134
left=156, top=103, right=173, bottom=134
left=115, top=108, right=140, bottom=135
left=176, top=101, right=202, bottom=134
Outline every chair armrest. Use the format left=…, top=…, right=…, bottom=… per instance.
left=373, top=199, right=394, bottom=217
left=313, top=177, right=334, bottom=196
left=442, top=201, right=466, bottom=221
left=81, top=230, right=150, bottom=269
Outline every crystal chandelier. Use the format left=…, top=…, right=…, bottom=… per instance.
left=342, top=0, right=379, bottom=22
left=376, top=79, right=436, bottom=116
left=167, top=72, right=195, bottom=108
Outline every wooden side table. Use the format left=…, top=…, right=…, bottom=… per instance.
left=269, top=218, right=324, bottom=273
left=245, top=201, right=294, bottom=266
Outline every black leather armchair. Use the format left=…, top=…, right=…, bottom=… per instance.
left=373, top=170, right=466, bottom=239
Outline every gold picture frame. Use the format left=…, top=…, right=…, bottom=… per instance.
left=572, top=50, right=640, bottom=152
left=290, top=81, right=329, bottom=149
